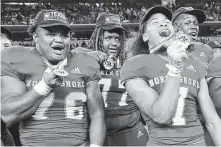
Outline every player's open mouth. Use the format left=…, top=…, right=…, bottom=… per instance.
left=52, top=46, right=64, bottom=54
left=159, top=29, right=170, bottom=37
left=109, top=48, right=117, bottom=54
left=189, top=32, right=197, bottom=37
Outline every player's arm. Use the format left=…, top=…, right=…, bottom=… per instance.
left=123, top=40, right=189, bottom=124
left=1, top=119, right=15, bottom=146
left=1, top=67, right=61, bottom=126
left=125, top=74, right=181, bottom=124
left=1, top=76, right=45, bottom=126
left=207, top=56, right=221, bottom=117
left=209, top=77, right=221, bottom=117
left=86, top=81, right=106, bottom=146
left=198, top=77, right=221, bottom=146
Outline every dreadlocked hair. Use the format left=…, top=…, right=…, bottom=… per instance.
left=90, top=27, right=127, bottom=65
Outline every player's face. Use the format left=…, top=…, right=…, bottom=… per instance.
left=103, top=30, right=121, bottom=56
left=176, top=14, right=199, bottom=41
left=0, top=35, right=12, bottom=50
left=34, top=26, right=71, bottom=64
left=143, top=13, right=174, bottom=49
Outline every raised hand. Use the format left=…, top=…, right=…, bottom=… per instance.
left=167, top=34, right=190, bottom=74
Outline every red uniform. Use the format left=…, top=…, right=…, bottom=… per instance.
left=207, top=56, right=221, bottom=115
left=1, top=46, right=101, bottom=146
left=99, top=62, right=148, bottom=146
left=205, top=54, right=221, bottom=146
left=192, top=42, right=214, bottom=70
left=207, top=56, right=221, bottom=78
left=121, top=54, right=206, bottom=145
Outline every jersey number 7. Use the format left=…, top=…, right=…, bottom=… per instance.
left=99, top=78, right=127, bottom=107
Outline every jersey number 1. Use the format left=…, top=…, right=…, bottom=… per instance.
left=172, top=87, right=188, bottom=126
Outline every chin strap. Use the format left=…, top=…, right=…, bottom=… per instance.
left=150, top=33, right=175, bottom=54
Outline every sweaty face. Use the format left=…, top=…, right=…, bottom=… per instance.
left=176, top=14, right=199, bottom=42
left=0, top=34, right=12, bottom=50
left=143, top=13, right=174, bottom=49
left=103, top=30, right=121, bottom=56
left=34, top=26, right=71, bottom=64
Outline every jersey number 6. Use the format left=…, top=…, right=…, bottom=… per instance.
left=32, top=92, right=87, bottom=120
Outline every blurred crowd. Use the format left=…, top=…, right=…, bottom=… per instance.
left=1, top=1, right=221, bottom=25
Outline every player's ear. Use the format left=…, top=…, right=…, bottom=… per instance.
left=142, top=33, right=149, bottom=42
left=173, top=23, right=179, bottom=33
left=32, top=32, right=38, bottom=43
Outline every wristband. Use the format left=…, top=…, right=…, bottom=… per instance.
left=33, top=80, right=52, bottom=96
left=167, top=70, right=181, bottom=77
left=166, top=64, right=181, bottom=74
left=90, top=144, right=101, bottom=147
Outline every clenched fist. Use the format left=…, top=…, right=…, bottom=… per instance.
left=43, top=66, right=63, bottom=88
left=167, top=34, right=190, bottom=71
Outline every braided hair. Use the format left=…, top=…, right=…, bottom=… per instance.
left=90, top=27, right=127, bottom=65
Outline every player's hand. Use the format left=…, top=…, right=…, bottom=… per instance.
left=88, top=51, right=108, bottom=63
left=167, top=36, right=190, bottom=70
left=43, top=66, right=63, bottom=88
left=167, top=40, right=189, bottom=61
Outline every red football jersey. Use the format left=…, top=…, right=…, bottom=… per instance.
left=1, top=46, right=101, bottom=146
left=99, top=64, right=140, bottom=133
left=192, top=42, right=214, bottom=70
left=207, top=56, right=221, bottom=113
left=207, top=56, right=221, bottom=78
left=121, top=54, right=206, bottom=145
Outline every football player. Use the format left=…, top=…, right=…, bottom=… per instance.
left=172, top=7, right=217, bottom=146
left=1, top=26, right=21, bottom=146
left=204, top=56, right=221, bottom=145
left=121, top=6, right=220, bottom=146
left=207, top=41, right=221, bottom=59
left=1, top=9, right=105, bottom=146
left=1, top=27, right=12, bottom=50
left=78, top=13, right=149, bottom=146
left=172, top=7, right=214, bottom=70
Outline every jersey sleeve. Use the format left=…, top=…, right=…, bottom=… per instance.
left=81, top=52, right=101, bottom=84
left=207, top=56, right=221, bottom=78
left=72, top=47, right=93, bottom=53
left=191, top=56, right=207, bottom=80
left=1, top=47, right=23, bottom=80
left=198, top=63, right=206, bottom=80
left=204, top=44, right=214, bottom=62
left=120, top=55, right=149, bottom=85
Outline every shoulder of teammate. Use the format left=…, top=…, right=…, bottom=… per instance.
left=121, top=54, right=153, bottom=85
left=1, top=46, right=34, bottom=63
left=72, top=47, right=93, bottom=53
left=194, top=42, right=213, bottom=51
left=189, top=55, right=206, bottom=79
left=195, top=42, right=214, bottom=59
left=74, top=51, right=101, bottom=83
left=1, top=46, right=35, bottom=79
left=74, top=51, right=100, bottom=69
left=207, top=56, right=221, bottom=78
